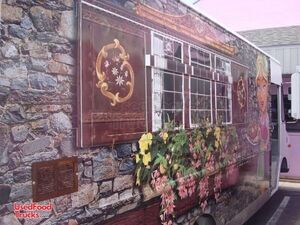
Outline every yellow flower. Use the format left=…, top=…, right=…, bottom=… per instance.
left=138, top=133, right=153, bottom=155
left=214, top=127, right=221, bottom=140
left=135, top=154, right=141, bottom=163
left=146, top=132, right=153, bottom=145
left=142, top=152, right=151, bottom=166
left=139, top=141, right=148, bottom=155
left=215, top=140, right=219, bottom=148
left=162, top=132, right=168, bottom=143
left=136, top=167, right=141, bottom=186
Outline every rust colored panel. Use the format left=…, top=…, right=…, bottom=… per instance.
left=32, top=157, right=78, bottom=202
left=78, top=6, right=147, bottom=147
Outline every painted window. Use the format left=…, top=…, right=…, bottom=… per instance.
left=152, top=33, right=184, bottom=131
left=152, top=69, right=184, bottom=131
left=216, top=56, right=231, bottom=76
left=215, top=82, right=232, bottom=124
left=190, top=47, right=211, bottom=68
left=153, top=33, right=182, bottom=62
left=190, top=77, right=212, bottom=126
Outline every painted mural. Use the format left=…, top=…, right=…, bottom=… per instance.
left=77, top=1, right=273, bottom=225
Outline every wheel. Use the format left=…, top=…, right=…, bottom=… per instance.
left=280, top=157, right=289, bottom=173
left=194, top=216, right=216, bottom=225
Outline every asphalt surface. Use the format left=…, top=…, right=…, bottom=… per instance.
left=244, top=181, right=300, bottom=225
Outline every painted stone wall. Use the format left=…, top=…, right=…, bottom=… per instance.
left=0, top=0, right=268, bottom=225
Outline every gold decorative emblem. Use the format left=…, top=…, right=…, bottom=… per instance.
left=237, top=75, right=246, bottom=109
left=95, top=39, right=134, bottom=106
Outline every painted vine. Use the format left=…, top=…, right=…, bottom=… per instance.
left=135, top=125, right=240, bottom=225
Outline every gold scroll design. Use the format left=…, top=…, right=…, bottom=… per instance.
left=136, top=4, right=235, bottom=56
left=237, top=76, right=246, bottom=109
left=95, top=39, right=134, bottom=106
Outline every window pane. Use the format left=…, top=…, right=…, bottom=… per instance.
left=174, top=93, right=183, bottom=109
left=163, top=73, right=174, bottom=91
left=163, top=110, right=174, bottom=124
left=205, top=111, right=211, bottom=122
left=198, top=96, right=205, bottom=109
left=198, top=51, right=205, bottom=65
left=191, top=78, right=197, bottom=93
left=217, top=97, right=225, bottom=109
left=174, top=110, right=183, bottom=126
left=198, top=79, right=205, bottom=94
left=153, top=35, right=164, bottom=56
left=226, top=111, right=231, bottom=123
left=204, top=80, right=210, bottom=95
left=174, top=41, right=182, bottom=59
left=204, top=96, right=211, bottom=109
left=174, top=75, right=182, bottom=92
left=164, top=39, right=173, bottom=57
left=204, top=53, right=210, bottom=66
left=191, top=110, right=199, bottom=124
left=191, top=94, right=197, bottom=109
left=191, top=48, right=197, bottom=64
left=216, top=111, right=224, bottom=123
left=163, top=92, right=174, bottom=109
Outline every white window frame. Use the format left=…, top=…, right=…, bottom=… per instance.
left=214, top=82, right=233, bottom=125
left=151, top=69, right=185, bottom=131
left=151, top=31, right=184, bottom=64
left=215, top=55, right=231, bottom=76
left=151, top=31, right=185, bottom=131
left=189, top=45, right=212, bottom=70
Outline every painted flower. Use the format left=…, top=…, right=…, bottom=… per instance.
left=138, top=133, right=153, bottom=154
left=104, top=60, right=110, bottom=68
left=112, top=67, right=119, bottom=76
left=159, top=131, right=168, bottom=144
left=115, top=75, right=124, bottom=86
left=143, top=152, right=151, bottom=166
left=214, top=127, right=221, bottom=140
left=135, top=153, right=141, bottom=163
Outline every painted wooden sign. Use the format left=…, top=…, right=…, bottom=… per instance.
left=78, top=4, right=147, bottom=147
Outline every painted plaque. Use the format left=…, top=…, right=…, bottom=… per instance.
left=78, top=5, right=147, bottom=147
left=32, top=157, right=78, bottom=202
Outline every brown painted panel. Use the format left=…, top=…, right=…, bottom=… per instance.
left=78, top=6, right=147, bottom=147
left=32, top=157, right=78, bottom=202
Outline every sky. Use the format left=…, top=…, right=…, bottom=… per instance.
left=182, top=0, right=300, bottom=31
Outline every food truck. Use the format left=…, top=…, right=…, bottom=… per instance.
left=77, top=0, right=284, bottom=224
left=3, top=0, right=299, bottom=225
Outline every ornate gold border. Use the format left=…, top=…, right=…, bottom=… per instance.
left=95, top=39, right=134, bottom=106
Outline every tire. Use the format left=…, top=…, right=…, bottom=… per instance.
left=195, top=216, right=216, bottom=225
